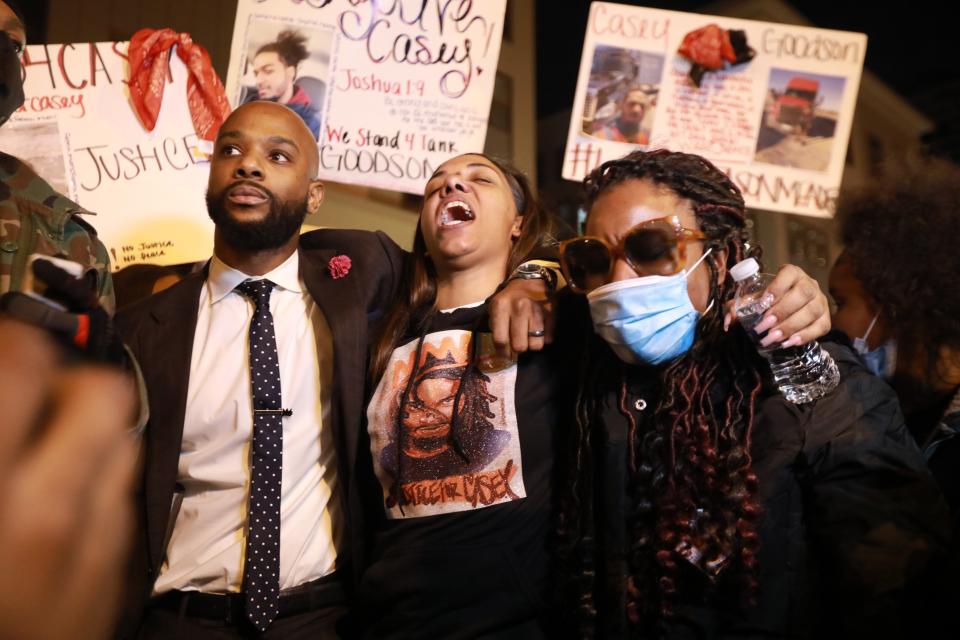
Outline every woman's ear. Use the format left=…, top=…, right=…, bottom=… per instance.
left=713, top=246, right=728, bottom=283
left=511, top=215, right=523, bottom=239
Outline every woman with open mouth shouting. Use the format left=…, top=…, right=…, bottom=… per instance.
left=358, top=153, right=561, bottom=639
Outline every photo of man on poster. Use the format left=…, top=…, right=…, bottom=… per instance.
left=241, top=27, right=329, bottom=140
left=592, top=85, right=652, bottom=145
left=580, top=45, right=662, bottom=148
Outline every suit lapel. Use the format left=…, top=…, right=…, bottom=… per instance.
left=300, top=248, right=366, bottom=499
left=142, top=271, right=205, bottom=570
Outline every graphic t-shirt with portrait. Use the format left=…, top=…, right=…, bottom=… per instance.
left=367, top=312, right=525, bottom=517
left=361, top=302, right=559, bottom=637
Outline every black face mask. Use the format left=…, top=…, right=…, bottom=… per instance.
left=0, top=32, right=24, bottom=126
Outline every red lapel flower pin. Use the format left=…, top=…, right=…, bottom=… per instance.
left=328, top=254, right=352, bottom=279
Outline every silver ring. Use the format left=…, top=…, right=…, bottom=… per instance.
left=528, top=329, right=545, bottom=338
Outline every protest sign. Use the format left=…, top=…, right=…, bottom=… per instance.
left=0, top=41, right=214, bottom=267
left=226, top=0, right=508, bottom=194
left=564, top=2, right=867, bottom=217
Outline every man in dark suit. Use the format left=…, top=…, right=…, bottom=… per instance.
left=117, top=101, right=400, bottom=639
left=116, top=101, right=554, bottom=639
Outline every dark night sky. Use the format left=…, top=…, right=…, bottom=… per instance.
left=536, top=0, right=954, bottom=119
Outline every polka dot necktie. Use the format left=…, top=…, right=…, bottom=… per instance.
left=236, top=279, right=283, bottom=632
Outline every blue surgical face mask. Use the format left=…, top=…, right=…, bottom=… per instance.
left=853, top=312, right=897, bottom=379
left=588, top=249, right=712, bottom=365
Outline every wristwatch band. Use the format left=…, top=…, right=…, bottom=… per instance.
left=509, top=262, right=559, bottom=290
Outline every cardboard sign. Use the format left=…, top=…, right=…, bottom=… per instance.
left=0, top=42, right=214, bottom=268
left=225, top=0, right=508, bottom=194
left=564, top=2, right=867, bottom=217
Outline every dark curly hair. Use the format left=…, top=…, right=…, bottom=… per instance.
left=256, top=29, right=309, bottom=69
left=558, top=149, right=765, bottom=635
left=838, top=156, right=960, bottom=384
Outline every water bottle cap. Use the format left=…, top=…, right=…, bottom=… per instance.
left=730, top=258, right=760, bottom=283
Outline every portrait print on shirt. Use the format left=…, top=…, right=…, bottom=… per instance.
left=367, top=329, right=526, bottom=519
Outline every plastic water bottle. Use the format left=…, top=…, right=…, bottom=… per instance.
left=730, top=258, right=839, bottom=404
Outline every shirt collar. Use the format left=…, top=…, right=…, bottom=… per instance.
left=207, top=250, right=303, bottom=304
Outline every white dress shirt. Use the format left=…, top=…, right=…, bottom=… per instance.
left=154, top=250, right=340, bottom=594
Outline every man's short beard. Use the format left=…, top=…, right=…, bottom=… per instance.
left=260, top=78, right=292, bottom=102
left=206, top=187, right=308, bottom=252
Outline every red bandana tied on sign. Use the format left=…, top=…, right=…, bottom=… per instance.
left=127, top=28, right=231, bottom=141
left=677, top=24, right=755, bottom=87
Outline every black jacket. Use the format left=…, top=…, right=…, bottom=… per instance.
left=114, top=229, right=406, bottom=638
left=585, top=341, right=952, bottom=639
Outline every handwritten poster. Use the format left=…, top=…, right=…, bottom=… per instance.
left=0, top=42, right=214, bottom=268
left=563, top=2, right=867, bottom=218
left=225, top=0, right=508, bottom=195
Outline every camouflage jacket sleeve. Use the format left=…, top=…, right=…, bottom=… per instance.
left=0, top=152, right=115, bottom=314
left=89, top=227, right=115, bottom=314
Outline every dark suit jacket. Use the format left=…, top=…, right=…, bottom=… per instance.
left=114, top=229, right=405, bottom=637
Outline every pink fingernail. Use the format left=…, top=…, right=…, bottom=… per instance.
left=781, top=334, right=802, bottom=348
left=754, top=315, right=778, bottom=334
left=760, top=329, right=783, bottom=347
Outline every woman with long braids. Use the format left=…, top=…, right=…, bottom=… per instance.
left=556, top=149, right=951, bottom=638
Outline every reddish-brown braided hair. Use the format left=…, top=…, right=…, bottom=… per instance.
left=557, top=149, right=765, bottom=636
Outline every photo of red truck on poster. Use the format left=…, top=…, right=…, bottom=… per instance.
left=754, top=68, right=847, bottom=172
left=768, top=76, right=820, bottom=135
